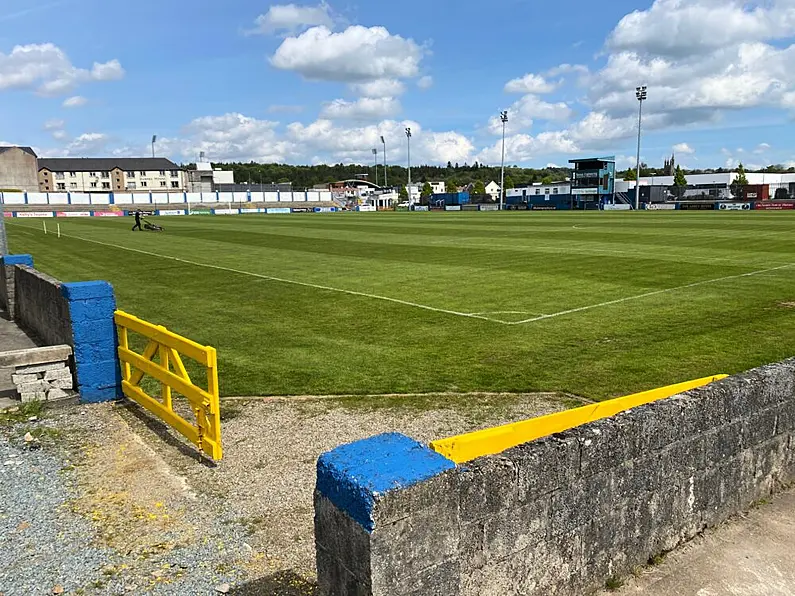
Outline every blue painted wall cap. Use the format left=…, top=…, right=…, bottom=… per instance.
left=2, top=254, right=34, bottom=267
left=61, top=281, right=115, bottom=301
left=316, top=432, right=455, bottom=532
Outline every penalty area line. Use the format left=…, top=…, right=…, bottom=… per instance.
left=510, top=261, right=795, bottom=325
left=47, top=228, right=510, bottom=325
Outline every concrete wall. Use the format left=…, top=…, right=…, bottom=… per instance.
left=0, top=255, right=34, bottom=317
left=314, top=360, right=795, bottom=596
left=7, top=256, right=120, bottom=403
left=0, top=148, right=39, bottom=192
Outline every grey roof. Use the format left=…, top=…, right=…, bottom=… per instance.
left=38, top=157, right=179, bottom=172
left=0, top=146, right=37, bottom=158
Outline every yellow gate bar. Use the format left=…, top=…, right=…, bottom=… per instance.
left=430, top=375, right=727, bottom=464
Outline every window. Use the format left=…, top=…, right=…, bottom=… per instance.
left=89, top=172, right=97, bottom=177
left=171, top=181, right=180, bottom=188
left=141, top=181, right=148, bottom=188
left=552, top=188, right=558, bottom=194
left=101, top=172, right=110, bottom=178
left=139, top=171, right=146, bottom=176
left=545, top=188, right=550, bottom=194
left=69, top=183, right=78, bottom=189
left=535, top=189, right=540, bottom=195
left=44, top=186, right=49, bottom=191
left=160, top=181, right=167, bottom=187
left=126, top=182, right=136, bottom=189
left=56, top=183, right=66, bottom=190
left=159, top=170, right=166, bottom=176
left=69, top=172, right=76, bottom=177
left=102, top=182, right=110, bottom=189
left=171, top=170, right=179, bottom=177
left=55, top=172, right=65, bottom=180
left=90, top=182, right=98, bottom=188
left=126, top=171, right=135, bottom=177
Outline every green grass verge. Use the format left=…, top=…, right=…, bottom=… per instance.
left=7, top=211, right=795, bottom=399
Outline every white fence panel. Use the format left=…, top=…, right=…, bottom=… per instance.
left=70, top=193, right=91, bottom=205
left=233, top=192, right=249, bottom=203
left=200, top=192, right=218, bottom=203
left=113, top=193, right=134, bottom=204
left=27, top=193, right=49, bottom=205
left=1, top=193, right=26, bottom=205
left=168, top=193, right=186, bottom=204
left=306, top=192, right=321, bottom=202
left=133, top=194, right=152, bottom=204
left=49, top=193, right=69, bottom=205
left=218, top=192, right=234, bottom=204
left=320, top=191, right=333, bottom=202
left=263, top=192, right=279, bottom=203
left=186, top=193, right=202, bottom=203
left=90, top=194, right=111, bottom=204
left=249, top=191, right=265, bottom=203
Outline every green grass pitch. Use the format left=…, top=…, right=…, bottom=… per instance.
left=6, top=211, right=795, bottom=400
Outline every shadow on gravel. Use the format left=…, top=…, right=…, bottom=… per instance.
left=231, top=570, right=318, bottom=595
left=120, top=401, right=217, bottom=468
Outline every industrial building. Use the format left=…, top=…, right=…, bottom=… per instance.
left=0, top=146, right=40, bottom=192
left=618, top=172, right=795, bottom=201
left=38, top=157, right=186, bottom=193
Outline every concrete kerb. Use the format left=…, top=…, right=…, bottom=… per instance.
left=314, top=361, right=795, bottom=596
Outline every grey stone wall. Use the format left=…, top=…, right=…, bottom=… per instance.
left=0, top=264, right=11, bottom=315
left=315, top=360, right=795, bottom=596
left=14, top=265, right=73, bottom=348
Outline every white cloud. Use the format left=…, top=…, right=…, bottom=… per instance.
left=349, top=78, right=405, bottom=97
left=417, top=75, right=433, bottom=90
left=488, top=94, right=573, bottom=135
left=271, top=25, right=424, bottom=82
left=250, top=2, right=334, bottom=35
left=90, top=59, right=125, bottom=81
left=43, top=119, right=68, bottom=141
left=320, top=96, right=401, bottom=120
left=754, top=142, right=771, bottom=154
left=673, top=142, right=695, bottom=154
left=476, top=132, right=578, bottom=164
left=504, top=73, right=558, bottom=94
left=63, top=95, right=87, bottom=108
left=65, top=133, right=109, bottom=155
left=43, top=119, right=64, bottom=131
left=0, top=43, right=124, bottom=97
left=268, top=104, right=304, bottom=113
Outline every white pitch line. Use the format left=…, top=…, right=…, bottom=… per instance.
left=510, top=262, right=795, bottom=325
left=29, top=225, right=509, bottom=325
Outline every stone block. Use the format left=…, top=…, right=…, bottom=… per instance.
left=378, top=559, right=461, bottom=596
left=659, top=436, right=706, bottom=480
left=314, top=492, right=372, bottom=583
left=0, top=345, right=72, bottom=368
left=11, top=373, right=39, bottom=384
left=481, top=496, right=550, bottom=561
left=550, top=472, right=611, bottom=536
left=703, top=421, right=744, bottom=462
left=743, top=408, right=779, bottom=447
left=51, top=378, right=74, bottom=390
left=316, top=544, right=370, bottom=596
left=458, top=456, right=518, bottom=523
left=15, top=361, right=69, bottom=375
left=577, top=417, right=639, bottom=478
left=44, top=367, right=71, bottom=381
left=21, top=392, right=46, bottom=403
left=514, top=434, right=580, bottom=503
left=16, top=380, right=49, bottom=393
left=46, top=387, right=70, bottom=401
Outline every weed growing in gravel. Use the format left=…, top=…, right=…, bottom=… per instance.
left=0, top=401, right=45, bottom=424
left=605, top=576, right=625, bottom=591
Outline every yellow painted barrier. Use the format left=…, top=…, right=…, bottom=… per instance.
left=430, top=375, right=728, bottom=464
left=115, top=310, right=222, bottom=460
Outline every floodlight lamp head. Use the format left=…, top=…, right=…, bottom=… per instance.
left=405, top=127, right=411, bottom=138
left=380, top=136, right=385, bottom=144
left=500, top=110, right=509, bottom=123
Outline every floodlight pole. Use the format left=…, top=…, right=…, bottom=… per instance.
left=373, top=148, right=379, bottom=187
left=406, top=127, right=412, bottom=205
left=500, top=110, right=509, bottom=211
left=381, top=136, right=388, bottom=188
left=635, top=86, right=647, bottom=210
left=152, top=134, right=157, bottom=159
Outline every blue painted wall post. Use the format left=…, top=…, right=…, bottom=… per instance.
left=61, top=281, right=122, bottom=403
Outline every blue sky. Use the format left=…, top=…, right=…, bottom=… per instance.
left=1, top=0, right=794, bottom=170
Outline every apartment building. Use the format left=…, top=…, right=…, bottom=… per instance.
left=38, top=158, right=185, bottom=193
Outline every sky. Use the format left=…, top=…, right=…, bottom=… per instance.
left=1, top=0, right=795, bottom=171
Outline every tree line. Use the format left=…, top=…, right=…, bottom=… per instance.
left=191, top=161, right=571, bottom=191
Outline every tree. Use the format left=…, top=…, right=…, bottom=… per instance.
left=446, top=161, right=453, bottom=169
left=421, top=182, right=433, bottom=198
left=504, top=175, right=515, bottom=191
left=472, top=180, right=486, bottom=195
left=673, top=165, right=687, bottom=199
left=398, top=186, right=408, bottom=200
left=730, top=163, right=749, bottom=198
left=541, top=175, right=554, bottom=185
left=622, top=168, right=637, bottom=181
left=446, top=178, right=458, bottom=194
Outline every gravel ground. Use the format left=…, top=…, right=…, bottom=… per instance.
left=0, top=392, right=574, bottom=594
